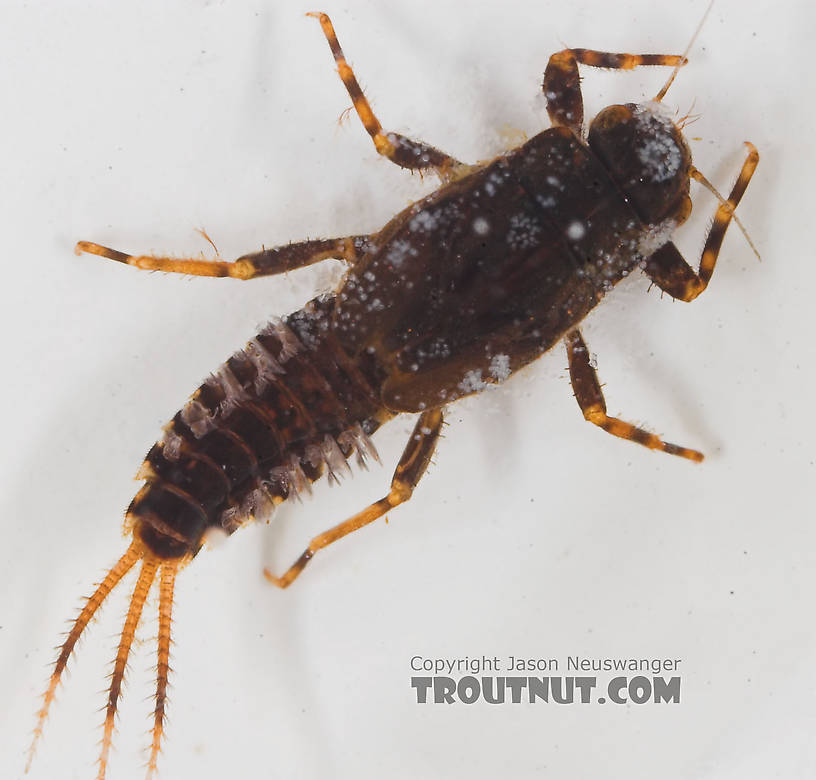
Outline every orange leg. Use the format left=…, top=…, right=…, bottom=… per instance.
left=74, top=234, right=373, bottom=279
left=265, top=408, right=444, bottom=588
left=544, top=48, right=686, bottom=134
left=644, top=143, right=760, bottom=300
left=307, top=12, right=466, bottom=181
left=565, top=328, right=703, bottom=462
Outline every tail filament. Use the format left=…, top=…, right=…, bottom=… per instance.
left=148, top=564, right=177, bottom=778
left=26, top=541, right=143, bottom=772
left=96, top=557, right=158, bottom=780
left=27, top=539, right=181, bottom=780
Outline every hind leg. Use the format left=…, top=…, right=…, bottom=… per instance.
left=265, top=408, right=444, bottom=588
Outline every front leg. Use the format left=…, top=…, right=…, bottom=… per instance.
left=644, top=143, right=759, bottom=300
left=543, top=49, right=686, bottom=135
left=75, top=234, right=373, bottom=279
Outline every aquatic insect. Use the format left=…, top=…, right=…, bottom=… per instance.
left=28, top=8, right=758, bottom=779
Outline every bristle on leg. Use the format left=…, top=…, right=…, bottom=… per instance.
left=96, top=556, right=158, bottom=780
left=147, top=563, right=177, bottom=779
left=26, top=540, right=144, bottom=773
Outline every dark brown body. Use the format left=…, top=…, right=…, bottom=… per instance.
left=131, top=118, right=689, bottom=561
left=31, top=14, right=758, bottom=780
left=335, top=119, right=688, bottom=411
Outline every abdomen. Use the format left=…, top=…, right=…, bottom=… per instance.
left=129, top=295, right=391, bottom=559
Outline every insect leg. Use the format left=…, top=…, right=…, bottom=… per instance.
left=264, top=408, right=444, bottom=588
left=543, top=49, right=686, bottom=134
left=74, top=234, right=372, bottom=279
left=644, top=143, right=759, bottom=300
left=307, top=12, right=466, bottom=181
left=565, top=328, right=703, bottom=462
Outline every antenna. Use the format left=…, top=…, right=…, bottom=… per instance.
left=690, top=161, right=762, bottom=262
left=654, top=0, right=715, bottom=102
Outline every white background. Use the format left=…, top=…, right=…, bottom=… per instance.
left=1, top=0, right=814, bottom=778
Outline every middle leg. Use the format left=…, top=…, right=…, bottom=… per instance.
left=75, top=234, right=374, bottom=279
left=565, top=328, right=703, bottom=462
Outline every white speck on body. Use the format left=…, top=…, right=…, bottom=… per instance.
left=507, top=212, right=542, bottom=250
left=537, top=194, right=556, bottom=208
left=415, top=338, right=451, bottom=361
left=459, top=369, right=486, bottom=394
left=473, top=217, right=490, bottom=236
left=637, top=219, right=677, bottom=257
left=634, top=103, right=683, bottom=183
left=409, top=210, right=440, bottom=232
left=638, top=137, right=682, bottom=182
left=385, top=238, right=418, bottom=267
left=489, top=354, right=511, bottom=382
left=566, top=220, right=586, bottom=241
